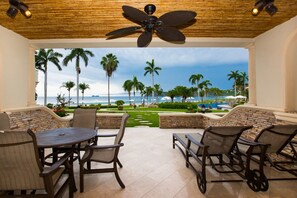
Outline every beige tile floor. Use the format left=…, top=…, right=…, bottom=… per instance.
left=67, top=127, right=297, bottom=198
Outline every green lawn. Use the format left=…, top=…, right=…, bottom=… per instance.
left=63, top=106, right=228, bottom=127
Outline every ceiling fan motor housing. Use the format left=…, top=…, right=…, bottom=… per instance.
left=144, top=4, right=156, bottom=15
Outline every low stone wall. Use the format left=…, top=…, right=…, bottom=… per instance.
left=3, top=106, right=123, bottom=132
left=159, top=105, right=295, bottom=140
left=96, top=113, right=123, bottom=129
left=159, top=113, right=204, bottom=128
left=6, top=106, right=70, bottom=132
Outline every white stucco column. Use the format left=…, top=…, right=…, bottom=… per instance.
left=247, top=44, right=257, bottom=105
left=27, top=46, right=37, bottom=106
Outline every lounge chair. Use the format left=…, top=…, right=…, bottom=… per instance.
left=173, top=125, right=264, bottom=194
left=238, top=125, right=297, bottom=182
left=0, top=130, right=75, bottom=197
left=79, top=113, right=130, bottom=192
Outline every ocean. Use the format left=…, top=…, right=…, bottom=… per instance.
left=36, top=95, right=226, bottom=106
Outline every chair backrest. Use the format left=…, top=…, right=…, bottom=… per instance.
left=114, top=113, right=130, bottom=145
left=200, top=125, right=253, bottom=155
left=0, top=112, right=11, bottom=130
left=72, top=108, right=97, bottom=129
left=255, top=125, right=297, bottom=153
left=0, top=130, right=44, bottom=191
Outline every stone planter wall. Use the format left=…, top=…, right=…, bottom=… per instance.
left=4, top=106, right=123, bottom=132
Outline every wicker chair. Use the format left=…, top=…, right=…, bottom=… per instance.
left=0, top=112, right=11, bottom=130
left=238, top=125, right=297, bottom=183
left=173, top=125, right=257, bottom=193
left=0, top=130, right=75, bottom=197
left=79, top=113, right=130, bottom=192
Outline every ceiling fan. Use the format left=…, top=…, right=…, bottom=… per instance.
left=106, top=4, right=197, bottom=47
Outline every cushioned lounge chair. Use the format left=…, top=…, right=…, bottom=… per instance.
left=79, top=113, right=129, bottom=192
left=173, top=125, right=264, bottom=194
left=0, top=130, right=75, bottom=197
left=238, top=125, right=297, bottom=182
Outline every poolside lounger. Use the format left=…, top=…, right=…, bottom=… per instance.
left=173, top=125, right=269, bottom=193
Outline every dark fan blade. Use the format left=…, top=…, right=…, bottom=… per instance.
left=106, top=26, right=141, bottom=36
left=159, top=11, right=197, bottom=26
left=122, top=5, right=149, bottom=23
left=137, top=31, right=152, bottom=47
left=156, top=27, right=185, bottom=42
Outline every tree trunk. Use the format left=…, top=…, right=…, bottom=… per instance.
left=234, top=80, right=237, bottom=96
left=108, top=76, right=110, bottom=105
left=44, top=69, right=47, bottom=106
left=152, top=73, right=154, bottom=103
left=68, top=90, right=71, bottom=107
left=77, top=71, right=79, bottom=106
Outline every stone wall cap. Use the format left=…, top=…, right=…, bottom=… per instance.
left=97, top=113, right=124, bottom=116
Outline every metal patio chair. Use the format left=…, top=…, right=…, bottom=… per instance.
left=79, top=113, right=129, bottom=192
left=0, top=130, right=75, bottom=197
left=172, top=125, right=267, bottom=194
left=51, top=108, right=98, bottom=162
left=238, top=125, right=297, bottom=183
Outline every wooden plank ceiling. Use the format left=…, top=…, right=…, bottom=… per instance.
left=0, top=0, right=297, bottom=40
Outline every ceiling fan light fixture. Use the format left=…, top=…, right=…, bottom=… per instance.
left=19, top=2, right=32, bottom=18
left=251, top=0, right=277, bottom=16
left=6, top=0, right=31, bottom=19
left=6, top=6, right=18, bottom=18
left=265, top=2, right=278, bottom=16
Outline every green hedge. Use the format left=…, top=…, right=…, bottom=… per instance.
left=158, top=102, right=197, bottom=109
left=68, top=104, right=101, bottom=109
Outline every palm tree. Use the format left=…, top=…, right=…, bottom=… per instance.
left=239, top=72, right=248, bottom=96
left=189, top=74, right=204, bottom=101
left=131, top=76, right=140, bottom=105
left=100, top=53, right=119, bottom=106
left=122, top=80, right=133, bottom=105
left=61, top=81, right=75, bottom=106
left=199, top=80, right=212, bottom=100
left=138, top=82, right=145, bottom=106
left=63, top=48, right=94, bottom=106
left=166, top=89, right=177, bottom=102
left=144, top=59, right=162, bottom=102
left=144, top=86, right=153, bottom=105
left=35, top=49, right=63, bottom=106
left=79, top=83, right=90, bottom=104
left=174, top=86, right=192, bottom=102
left=208, top=87, right=223, bottom=102
left=227, top=70, right=240, bottom=96
left=154, top=84, right=163, bottom=104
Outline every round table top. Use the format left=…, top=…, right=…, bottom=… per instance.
left=36, top=127, right=97, bottom=148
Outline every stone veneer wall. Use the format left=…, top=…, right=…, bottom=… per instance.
left=96, top=114, right=123, bottom=129
left=159, top=105, right=295, bottom=141
left=4, top=106, right=123, bottom=132
left=159, top=113, right=204, bottom=128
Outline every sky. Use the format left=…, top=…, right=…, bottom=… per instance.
left=36, top=48, right=248, bottom=97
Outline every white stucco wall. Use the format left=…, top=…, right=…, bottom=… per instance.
left=255, top=16, right=297, bottom=111
left=0, top=26, right=34, bottom=110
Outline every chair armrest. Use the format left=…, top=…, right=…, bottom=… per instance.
left=238, top=137, right=269, bottom=147
left=89, top=143, right=124, bottom=150
left=96, top=133, right=117, bottom=138
left=41, top=152, right=72, bottom=176
left=186, top=134, right=207, bottom=148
